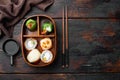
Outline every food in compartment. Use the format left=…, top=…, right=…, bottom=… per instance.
left=25, top=19, right=37, bottom=31
left=40, top=38, right=52, bottom=50
left=40, top=50, right=53, bottom=63
left=41, top=21, right=53, bottom=34
left=27, top=49, right=41, bottom=63
left=22, top=15, right=56, bottom=67
left=24, top=38, right=37, bottom=50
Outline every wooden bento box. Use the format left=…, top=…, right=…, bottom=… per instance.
left=21, top=15, right=56, bottom=67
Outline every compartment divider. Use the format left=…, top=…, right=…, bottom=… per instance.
left=37, top=16, right=40, bottom=36
left=23, top=35, right=55, bottom=38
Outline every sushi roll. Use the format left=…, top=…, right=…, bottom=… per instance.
left=26, top=19, right=37, bottom=31
left=40, top=50, right=53, bottom=63
left=24, top=38, right=37, bottom=50
left=40, top=38, right=52, bottom=50
left=41, top=21, right=53, bottom=34
left=27, top=49, right=41, bottom=63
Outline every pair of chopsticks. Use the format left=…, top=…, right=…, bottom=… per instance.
left=62, top=2, right=69, bottom=68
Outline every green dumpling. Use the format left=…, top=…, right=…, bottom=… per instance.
left=26, top=19, right=37, bottom=31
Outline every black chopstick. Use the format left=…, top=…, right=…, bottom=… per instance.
left=65, top=5, right=69, bottom=68
left=62, top=0, right=69, bottom=68
left=62, top=6, right=65, bottom=68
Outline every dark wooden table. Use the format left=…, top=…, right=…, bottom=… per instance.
left=0, top=0, right=120, bottom=79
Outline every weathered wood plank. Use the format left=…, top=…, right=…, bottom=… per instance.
left=68, top=0, right=120, bottom=18
left=0, top=73, right=120, bottom=80
left=0, top=18, right=120, bottom=73
left=68, top=19, right=120, bottom=72
left=24, top=0, right=120, bottom=18
left=25, top=0, right=63, bottom=18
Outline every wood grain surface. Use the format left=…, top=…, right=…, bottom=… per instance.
left=0, top=73, right=120, bottom=80
left=24, top=0, right=120, bottom=18
left=0, top=0, right=120, bottom=79
left=0, top=19, right=120, bottom=73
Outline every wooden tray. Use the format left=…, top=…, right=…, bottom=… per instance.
left=21, top=15, right=57, bottom=67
